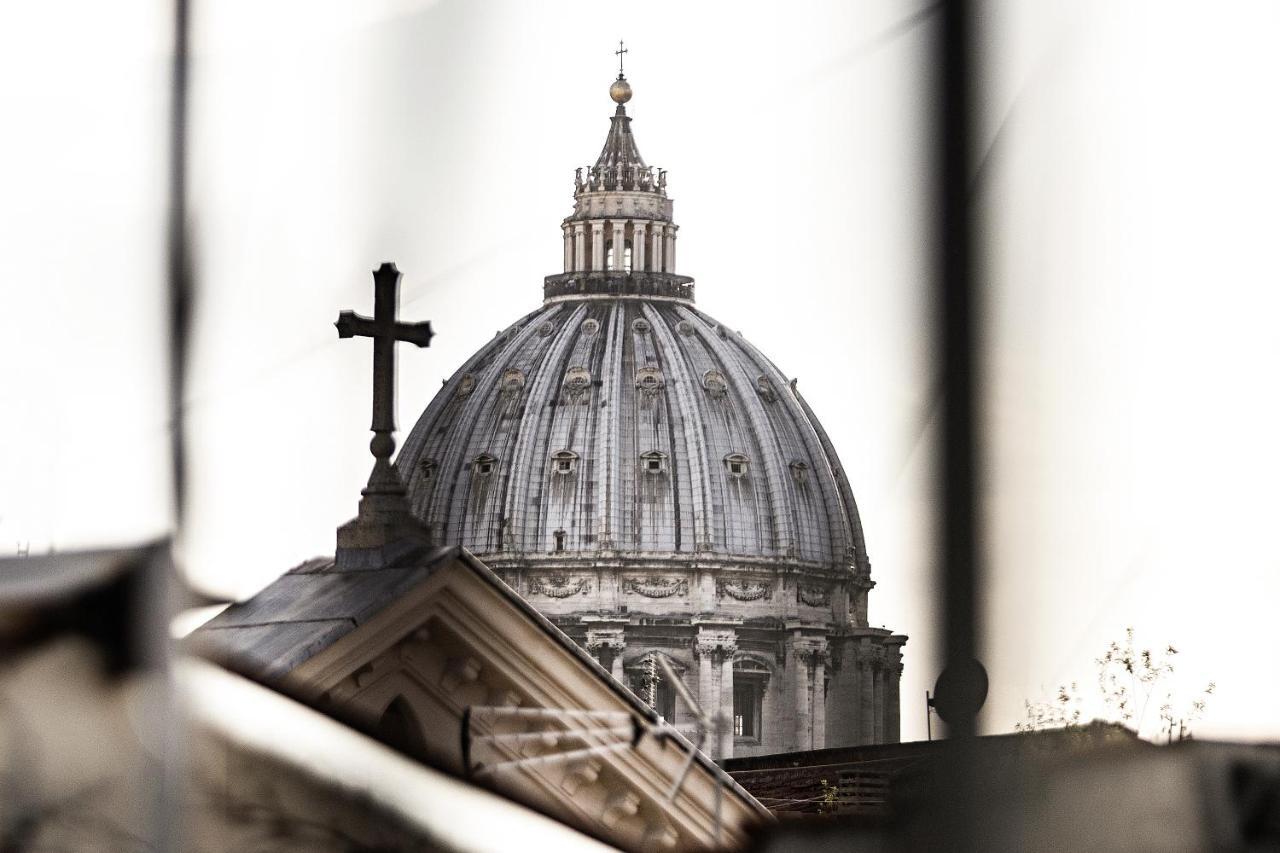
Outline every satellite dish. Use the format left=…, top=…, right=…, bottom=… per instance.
left=930, top=657, right=989, bottom=726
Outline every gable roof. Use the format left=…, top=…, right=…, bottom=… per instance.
left=192, top=542, right=770, bottom=848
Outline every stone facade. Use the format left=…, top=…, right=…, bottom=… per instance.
left=396, top=73, right=906, bottom=758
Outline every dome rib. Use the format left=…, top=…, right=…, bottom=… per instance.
left=400, top=307, right=543, bottom=535
left=643, top=304, right=712, bottom=552
left=729, top=330, right=854, bottom=566
left=503, top=304, right=589, bottom=555
left=598, top=303, right=626, bottom=549
left=679, top=307, right=797, bottom=558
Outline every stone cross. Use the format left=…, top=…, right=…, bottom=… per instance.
left=335, top=262, right=434, bottom=551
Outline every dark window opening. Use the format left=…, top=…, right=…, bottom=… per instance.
left=734, top=680, right=762, bottom=739
left=554, top=530, right=566, bottom=551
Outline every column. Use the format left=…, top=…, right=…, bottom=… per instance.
left=573, top=222, right=586, bottom=272
left=789, top=640, right=809, bottom=752
left=873, top=661, right=885, bottom=743
left=611, top=221, right=626, bottom=272
left=632, top=221, right=647, bottom=272
left=651, top=223, right=665, bottom=273
left=719, top=646, right=736, bottom=759
left=886, top=663, right=902, bottom=743
left=665, top=224, right=677, bottom=273
left=586, top=629, right=626, bottom=684
left=562, top=225, right=573, bottom=272
left=698, top=643, right=716, bottom=739
left=590, top=221, right=605, bottom=272
left=811, top=652, right=827, bottom=750
left=859, top=651, right=875, bottom=745
left=696, top=629, right=735, bottom=759
left=850, top=658, right=864, bottom=746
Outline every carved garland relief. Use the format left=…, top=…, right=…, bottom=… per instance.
left=717, top=579, right=773, bottom=601
left=528, top=574, right=592, bottom=598
left=797, top=584, right=831, bottom=607
left=622, top=577, right=688, bottom=598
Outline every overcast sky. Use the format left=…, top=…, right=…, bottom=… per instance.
left=3, top=0, right=1279, bottom=743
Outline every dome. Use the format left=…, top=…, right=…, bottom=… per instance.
left=391, top=62, right=903, bottom=757
left=398, top=294, right=870, bottom=577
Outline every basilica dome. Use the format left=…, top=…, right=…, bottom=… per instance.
left=396, top=77, right=868, bottom=582
left=395, top=68, right=902, bottom=757
left=398, top=295, right=869, bottom=578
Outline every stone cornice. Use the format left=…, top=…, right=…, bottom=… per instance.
left=543, top=271, right=695, bottom=303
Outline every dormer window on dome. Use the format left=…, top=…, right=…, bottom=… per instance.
left=635, top=366, right=664, bottom=395
left=703, top=370, right=728, bottom=398
left=552, top=450, right=579, bottom=475
left=473, top=454, right=496, bottom=476
left=419, top=458, right=438, bottom=480
left=641, top=450, right=668, bottom=474
left=725, top=453, right=750, bottom=478
left=790, top=460, right=809, bottom=484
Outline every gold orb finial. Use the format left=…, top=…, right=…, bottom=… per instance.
left=610, top=76, right=632, bottom=105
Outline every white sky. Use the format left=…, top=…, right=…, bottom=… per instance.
left=3, top=0, right=1278, bottom=743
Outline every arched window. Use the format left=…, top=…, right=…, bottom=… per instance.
left=725, top=453, right=750, bottom=478
left=554, top=529, right=566, bottom=552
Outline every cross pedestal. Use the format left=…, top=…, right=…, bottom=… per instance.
left=335, top=262, right=434, bottom=563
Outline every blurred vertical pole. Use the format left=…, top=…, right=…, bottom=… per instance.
left=933, top=0, right=980, bottom=736
left=168, top=1, right=190, bottom=520
left=157, top=0, right=192, bottom=847
left=933, top=0, right=980, bottom=847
